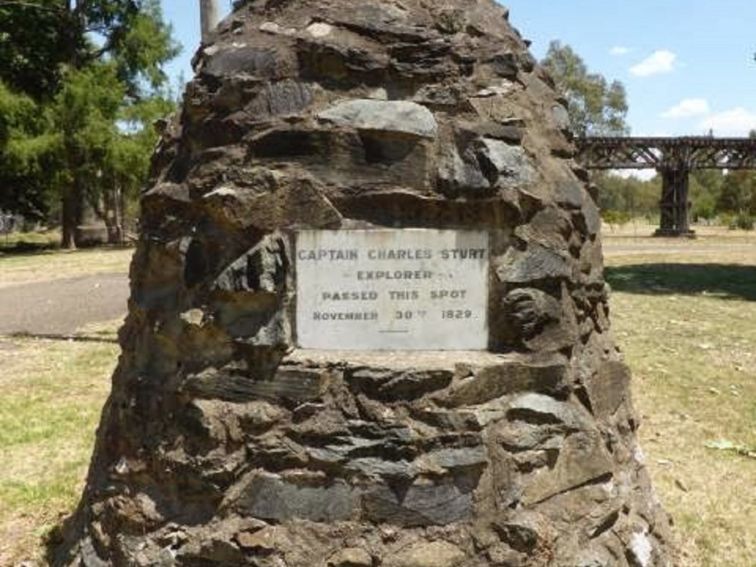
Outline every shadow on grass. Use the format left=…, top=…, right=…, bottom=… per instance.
left=0, top=241, right=59, bottom=255
left=606, top=263, right=756, bottom=301
left=0, top=243, right=134, bottom=262
left=7, top=332, right=118, bottom=344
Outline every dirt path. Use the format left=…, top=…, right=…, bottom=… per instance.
left=0, top=273, right=129, bottom=336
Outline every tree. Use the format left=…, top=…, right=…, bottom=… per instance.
left=596, top=172, right=660, bottom=221
left=0, top=0, right=72, bottom=100
left=541, top=41, right=629, bottom=137
left=689, top=169, right=724, bottom=221
left=0, top=0, right=179, bottom=247
left=717, top=171, right=756, bottom=215
left=0, top=82, right=58, bottom=220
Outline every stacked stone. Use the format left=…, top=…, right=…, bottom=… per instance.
left=57, top=1, right=672, bottom=565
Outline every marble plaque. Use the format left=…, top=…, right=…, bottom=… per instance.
left=295, top=229, right=489, bottom=350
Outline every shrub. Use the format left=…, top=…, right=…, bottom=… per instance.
left=601, top=210, right=632, bottom=228
left=728, top=213, right=755, bottom=231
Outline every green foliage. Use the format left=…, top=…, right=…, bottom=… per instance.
left=48, top=63, right=175, bottom=226
left=0, top=230, right=60, bottom=253
left=690, top=170, right=724, bottom=221
left=108, top=96, right=176, bottom=205
left=541, top=41, right=629, bottom=137
left=49, top=64, right=123, bottom=207
left=600, top=209, right=632, bottom=229
left=0, top=0, right=179, bottom=101
left=0, top=0, right=179, bottom=245
left=0, top=1, right=73, bottom=100
left=717, top=171, right=756, bottom=215
left=54, top=65, right=125, bottom=151
left=0, top=82, right=49, bottom=159
left=112, top=0, right=181, bottom=95
left=593, top=167, right=756, bottom=227
left=729, top=213, right=755, bottom=231
left=0, top=82, right=58, bottom=219
left=595, top=171, right=660, bottom=219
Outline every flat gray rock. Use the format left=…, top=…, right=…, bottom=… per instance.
left=318, top=99, right=438, bottom=138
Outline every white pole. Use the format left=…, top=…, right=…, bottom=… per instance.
left=200, top=0, right=220, bottom=42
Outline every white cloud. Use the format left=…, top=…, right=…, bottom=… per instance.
left=630, top=50, right=677, bottom=77
left=610, top=46, right=631, bottom=56
left=699, top=107, right=756, bottom=136
left=661, top=98, right=710, bottom=119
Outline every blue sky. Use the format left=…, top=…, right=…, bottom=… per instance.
left=162, top=0, right=232, bottom=86
left=162, top=0, right=756, bottom=137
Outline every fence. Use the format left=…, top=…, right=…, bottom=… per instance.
left=0, top=211, right=25, bottom=235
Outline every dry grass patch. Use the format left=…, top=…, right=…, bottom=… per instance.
left=0, top=247, right=133, bottom=289
left=0, top=321, right=119, bottom=565
left=605, top=235, right=756, bottom=567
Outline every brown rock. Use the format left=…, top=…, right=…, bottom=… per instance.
left=586, top=360, right=632, bottom=418
left=384, top=541, right=466, bottom=567
left=327, top=547, right=373, bottom=567
left=444, top=356, right=568, bottom=407
left=523, top=429, right=614, bottom=505
left=236, top=526, right=285, bottom=554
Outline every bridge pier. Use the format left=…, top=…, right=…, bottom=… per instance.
left=579, top=136, right=756, bottom=238
left=654, top=166, right=695, bottom=237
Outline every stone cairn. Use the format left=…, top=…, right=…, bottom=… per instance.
left=56, top=1, right=673, bottom=565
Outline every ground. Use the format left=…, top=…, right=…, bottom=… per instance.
left=603, top=224, right=756, bottom=566
left=0, top=226, right=754, bottom=565
left=0, top=246, right=133, bottom=290
left=0, top=274, right=129, bottom=336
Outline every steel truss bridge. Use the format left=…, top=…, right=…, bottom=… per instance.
left=577, top=137, right=756, bottom=236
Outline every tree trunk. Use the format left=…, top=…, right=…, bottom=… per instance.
left=118, top=184, right=127, bottom=243
left=61, top=183, right=80, bottom=249
left=61, top=162, right=89, bottom=249
left=104, top=185, right=124, bottom=245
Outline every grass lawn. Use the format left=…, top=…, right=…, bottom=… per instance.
left=603, top=230, right=756, bottom=567
left=0, top=246, right=133, bottom=289
left=0, top=229, right=754, bottom=565
left=0, top=321, right=119, bottom=565
left=0, top=231, right=60, bottom=254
